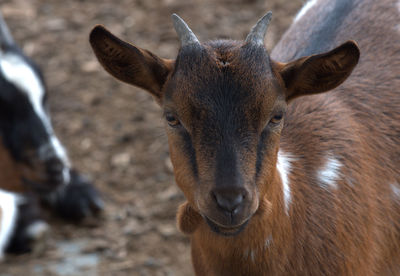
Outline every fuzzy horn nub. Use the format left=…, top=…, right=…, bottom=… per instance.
left=245, top=11, right=272, bottom=46
left=0, top=11, right=15, bottom=49
left=171, top=13, right=200, bottom=47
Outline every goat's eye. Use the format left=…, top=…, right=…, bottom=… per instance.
left=165, top=113, right=180, bottom=127
left=269, top=113, right=283, bottom=125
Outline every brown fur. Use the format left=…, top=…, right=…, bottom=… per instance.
left=90, top=0, right=400, bottom=274
left=0, top=137, right=54, bottom=194
left=0, top=139, right=25, bottom=193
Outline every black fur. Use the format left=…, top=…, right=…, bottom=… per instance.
left=0, top=48, right=50, bottom=164
left=180, top=130, right=199, bottom=179
left=44, top=169, right=104, bottom=221
left=5, top=194, right=42, bottom=254
left=6, top=169, right=104, bottom=255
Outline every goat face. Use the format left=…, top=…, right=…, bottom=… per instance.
left=161, top=41, right=287, bottom=235
left=90, top=14, right=359, bottom=236
left=0, top=47, right=70, bottom=193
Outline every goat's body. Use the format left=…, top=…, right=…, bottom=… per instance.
left=190, top=0, right=400, bottom=274
left=89, top=0, right=399, bottom=274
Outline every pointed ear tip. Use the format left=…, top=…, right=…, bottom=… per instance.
left=89, top=25, right=110, bottom=44
left=344, top=40, right=361, bottom=58
left=171, top=13, right=182, bottom=22
left=345, top=40, right=359, bottom=48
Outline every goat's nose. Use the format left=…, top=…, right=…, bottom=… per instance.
left=45, top=157, right=69, bottom=185
left=212, top=189, right=246, bottom=213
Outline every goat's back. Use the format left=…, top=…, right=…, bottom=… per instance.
left=271, top=0, right=400, bottom=273
left=272, top=0, right=400, bottom=186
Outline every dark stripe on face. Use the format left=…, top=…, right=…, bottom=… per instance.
left=255, top=129, right=269, bottom=178
left=168, top=41, right=275, bottom=184
left=180, top=130, right=198, bottom=179
left=215, top=142, right=242, bottom=188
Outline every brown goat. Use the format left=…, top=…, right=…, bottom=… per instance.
left=90, top=0, right=400, bottom=274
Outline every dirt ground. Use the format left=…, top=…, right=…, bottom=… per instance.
left=0, top=0, right=303, bottom=275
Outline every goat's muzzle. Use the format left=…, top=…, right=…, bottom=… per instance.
left=20, top=141, right=71, bottom=194
left=198, top=185, right=258, bottom=236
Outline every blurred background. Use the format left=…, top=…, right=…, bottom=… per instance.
left=0, top=0, right=302, bottom=275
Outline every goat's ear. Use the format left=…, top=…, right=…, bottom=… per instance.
left=276, top=41, right=360, bottom=102
left=89, top=25, right=174, bottom=101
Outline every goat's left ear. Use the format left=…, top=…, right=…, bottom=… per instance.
left=276, top=41, right=360, bottom=102
left=89, top=25, right=174, bottom=101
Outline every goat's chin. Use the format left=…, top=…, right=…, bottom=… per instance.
left=204, top=216, right=250, bottom=236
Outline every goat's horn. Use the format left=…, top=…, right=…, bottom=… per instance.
left=0, top=12, right=15, bottom=48
left=171, top=13, right=200, bottom=47
left=245, top=11, right=272, bottom=46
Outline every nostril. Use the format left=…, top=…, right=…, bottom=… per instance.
left=213, top=191, right=244, bottom=213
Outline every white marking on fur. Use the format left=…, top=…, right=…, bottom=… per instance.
left=264, top=234, right=272, bottom=249
left=391, top=183, right=400, bottom=198
left=0, top=52, right=70, bottom=181
left=277, top=150, right=294, bottom=216
left=43, top=136, right=71, bottom=184
left=25, top=220, right=49, bottom=240
left=0, top=53, right=47, bottom=126
left=294, top=0, right=317, bottom=22
left=0, top=189, right=20, bottom=260
left=317, top=156, right=342, bottom=190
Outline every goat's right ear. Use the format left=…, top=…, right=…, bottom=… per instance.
left=89, top=25, right=174, bottom=100
left=275, top=41, right=360, bottom=102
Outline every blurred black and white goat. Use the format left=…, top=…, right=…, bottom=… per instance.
left=0, top=12, right=103, bottom=259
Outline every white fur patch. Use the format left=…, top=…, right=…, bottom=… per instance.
left=0, top=52, right=70, bottom=182
left=0, top=189, right=20, bottom=260
left=317, top=156, right=341, bottom=190
left=0, top=52, right=47, bottom=127
left=25, top=220, right=49, bottom=241
left=294, top=0, right=318, bottom=22
left=390, top=183, right=400, bottom=198
left=277, top=150, right=294, bottom=216
left=264, top=234, right=272, bottom=249
left=243, top=248, right=256, bottom=262
left=44, top=136, right=70, bottom=184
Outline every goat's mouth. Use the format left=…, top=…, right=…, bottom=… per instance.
left=205, top=216, right=250, bottom=236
